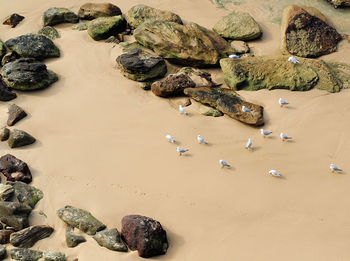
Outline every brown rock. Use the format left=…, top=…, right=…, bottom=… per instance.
left=0, top=76, right=16, bottom=101
left=3, top=14, right=24, bottom=28
left=151, top=73, right=195, bottom=97
left=78, top=3, right=122, bottom=20
left=0, top=154, right=32, bottom=183
left=65, top=225, right=86, bottom=248
left=7, top=104, right=27, bottom=126
left=0, top=229, right=14, bottom=244
left=0, top=128, right=10, bottom=142
left=183, top=98, right=192, bottom=107
left=10, top=225, right=54, bottom=248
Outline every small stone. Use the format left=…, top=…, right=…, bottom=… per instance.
left=3, top=14, right=24, bottom=28
left=10, top=248, right=43, bottom=261
left=8, top=129, right=36, bottom=148
left=10, top=225, right=54, bottom=248
left=43, top=7, right=78, bottom=26
left=93, top=228, right=128, bottom=252
left=0, top=76, right=16, bottom=102
left=0, top=127, right=10, bottom=141
left=0, top=202, right=32, bottom=231
left=38, top=26, right=60, bottom=40
left=0, top=184, right=14, bottom=201
left=42, top=251, right=66, bottom=261
left=0, top=154, right=32, bottom=183
left=65, top=226, right=86, bottom=248
left=230, top=41, right=249, bottom=54
left=72, top=22, right=90, bottom=31
left=0, top=245, right=6, bottom=259
left=199, top=105, right=223, bottom=117
left=0, top=229, right=14, bottom=244
left=7, top=104, right=27, bottom=126
left=78, top=3, right=122, bottom=20
left=7, top=181, right=43, bottom=209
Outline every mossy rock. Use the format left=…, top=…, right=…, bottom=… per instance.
left=43, top=7, right=78, bottom=26
left=199, top=105, right=223, bottom=117
left=87, top=16, right=126, bottom=41
left=0, top=40, right=6, bottom=60
left=8, top=129, right=36, bottom=148
left=72, top=22, right=90, bottom=31
left=38, top=26, right=60, bottom=40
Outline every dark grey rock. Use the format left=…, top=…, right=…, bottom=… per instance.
left=0, top=202, right=31, bottom=231
left=10, top=225, right=54, bottom=248
left=42, top=251, right=66, bottom=261
left=10, top=248, right=43, bottom=261
left=8, top=129, right=36, bottom=148
left=43, top=7, right=79, bottom=26
left=7, top=182, right=43, bottom=209
left=0, top=245, right=6, bottom=259
left=65, top=226, right=86, bottom=248
left=0, top=127, right=10, bottom=142
left=38, top=26, right=60, bottom=40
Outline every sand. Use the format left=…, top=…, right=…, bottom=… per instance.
left=1, top=0, right=350, bottom=260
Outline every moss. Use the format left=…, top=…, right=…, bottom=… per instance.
left=38, top=26, right=60, bottom=40
left=88, top=16, right=125, bottom=41
left=327, top=62, right=350, bottom=89
left=7, top=70, right=58, bottom=91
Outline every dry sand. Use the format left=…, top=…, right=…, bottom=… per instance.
left=1, top=0, right=350, bottom=260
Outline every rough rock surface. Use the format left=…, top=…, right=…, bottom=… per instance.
left=7, top=182, right=43, bottom=208
left=87, top=16, right=125, bottom=41
left=10, top=225, right=54, bottom=248
left=0, top=76, right=17, bottom=101
left=199, top=105, right=223, bottom=117
left=0, top=40, right=6, bottom=61
left=65, top=226, right=86, bottom=248
left=78, top=3, right=122, bottom=20
left=0, top=127, right=10, bottom=141
left=7, top=104, right=27, bottom=126
left=134, top=20, right=234, bottom=66
left=126, top=4, right=182, bottom=29
left=0, top=202, right=32, bottom=230
left=10, top=248, right=43, bottom=261
left=72, top=22, right=90, bottom=31
left=0, top=183, right=14, bottom=201
left=8, top=129, right=36, bottom=148
left=116, top=48, right=167, bottom=81
left=213, top=11, right=262, bottom=40
left=0, top=229, right=14, bottom=244
left=1, top=52, right=20, bottom=66
left=121, top=215, right=168, bottom=258
left=42, top=251, right=66, bottom=261
left=0, top=245, right=6, bottom=259
left=230, top=41, right=250, bottom=54
left=3, top=14, right=24, bottom=28
left=0, top=154, right=32, bottom=183
left=38, top=26, right=60, bottom=40
left=327, top=0, right=350, bottom=7
left=93, top=228, right=128, bottom=252
left=281, top=5, right=342, bottom=57
left=151, top=73, right=195, bottom=97
left=1, top=58, right=58, bottom=91
left=177, top=67, right=219, bottom=87
left=5, top=34, right=60, bottom=59
left=43, top=7, right=78, bottom=26
left=184, top=87, right=264, bottom=126
left=57, top=206, right=106, bottom=235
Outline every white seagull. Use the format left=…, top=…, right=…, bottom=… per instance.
left=229, top=54, right=240, bottom=59
left=288, top=56, right=299, bottom=64
left=179, top=105, right=187, bottom=115
left=330, top=163, right=342, bottom=173
left=269, top=170, right=281, bottom=177
left=280, top=133, right=292, bottom=141
left=177, top=147, right=189, bottom=156
left=245, top=138, right=252, bottom=150
left=260, top=129, right=272, bottom=138
left=242, top=105, right=252, bottom=113
left=279, top=98, right=289, bottom=108
left=219, top=160, right=230, bottom=168
left=165, top=134, right=175, bottom=143
left=197, top=135, right=207, bottom=144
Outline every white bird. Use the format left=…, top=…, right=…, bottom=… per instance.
left=179, top=105, right=187, bottom=115
left=288, top=56, right=299, bottom=64
left=219, top=160, right=230, bottom=168
left=269, top=170, right=281, bottom=177
left=279, top=98, right=289, bottom=108
left=280, top=133, right=292, bottom=141
left=330, top=163, right=342, bottom=173
left=229, top=54, right=240, bottom=59
left=197, top=135, right=207, bottom=144
left=177, top=147, right=188, bottom=156
left=165, top=134, right=175, bottom=143
left=245, top=138, right=252, bottom=150
left=242, top=105, right=252, bottom=113
left=260, top=129, right=272, bottom=138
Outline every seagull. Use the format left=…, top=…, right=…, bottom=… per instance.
left=242, top=105, right=252, bottom=113
left=288, top=56, right=299, bottom=64
left=280, top=133, right=292, bottom=141
left=245, top=138, right=252, bottom=150
left=177, top=147, right=188, bottom=156
left=179, top=105, right=187, bottom=115
left=219, top=160, right=230, bottom=168
left=260, top=129, right=272, bottom=138
left=229, top=54, right=240, bottom=59
left=165, top=135, right=175, bottom=143
left=279, top=98, right=289, bottom=108
left=330, top=163, right=342, bottom=173
left=197, top=135, right=207, bottom=144
left=269, top=170, right=281, bottom=177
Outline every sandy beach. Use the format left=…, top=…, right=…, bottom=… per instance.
left=1, top=0, right=350, bottom=260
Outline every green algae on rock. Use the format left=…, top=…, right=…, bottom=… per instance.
left=0, top=202, right=32, bottom=230
left=199, top=105, right=223, bottom=117
left=93, top=228, right=128, bottom=252
left=7, top=182, right=43, bottom=209
left=87, top=16, right=126, bottom=41
left=72, top=22, right=90, bottom=31
left=43, top=7, right=78, bottom=26
left=38, top=26, right=60, bottom=40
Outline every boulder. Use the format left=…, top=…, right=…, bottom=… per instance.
left=65, top=225, right=86, bottom=248
left=3, top=14, right=24, bottom=28
left=151, top=73, right=195, bottom=97
left=326, top=0, right=350, bottom=7
left=199, top=105, right=223, bottom=117
left=121, top=215, right=168, bottom=258
left=0, top=245, right=5, bottom=259
left=42, top=251, right=66, bottom=261
left=57, top=206, right=106, bottom=235
left=72, top=22, right=90, bottom=31
left=5, top=34, right=60, bottom=59
left=213, top=11, right=262, bottom=41
left=220, top=56, right=342, bottom=92
left=0, top=76, right=16, bottom=101
left=281, top=5, right=342, bottom=57
left=8, top=129, right=36, bottom=148
left=93, top=228, right=128, bottom=252
left=1, top=58, right=58, bottom=91
left=78, top=3, right=122, bottom=20
left=0, top=229, right=14, bottom=244
left=0, top=154, right=32, bottom=183
left=177, top=67, right=220, bottom=87
left=38, top=26, right=60, bottom=40
left=10, top=248, right=43, bottom=261
left=0, top=202, right=32, bottom=231
left=0, top=127, right=10, bottom=141
left=87, top=16, right=125, bottom=41
left=43, top=7, right=78, bottom=26
left=184, top=87, right=264, bottom=126
left=134, top=20, right=234, bottom=66
left=7, top=182, right=43, bottom=209
left=10, top=225, right=54, bottom=248
left=0, top=184, right=14, bottom=201
left=116, top=48, right=167, bottom=81
left=7, top=104, right=27, bottom=126
left=126, top=4, right=182, bottom=29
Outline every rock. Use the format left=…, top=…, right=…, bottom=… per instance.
left=65, top=226, right=86, bottom=248
left=220, top=56, right=342, bottom=92
left=10, top=248, right=43, bottom=261
left=0, top=76, right=16, bottom=102
left=281, top=5, right=342, bottom=57
left=200, top=105, right=223, bottom=117
left=0, top=202, right=31, bottom=231
left=8, top=129, right=36, bottom=148
left=7, top=182, right=43, bottom=209
left=0, top=40, right=6, bottom=60
left=38, top=26, right=60, bottom=40
left=42, top=251, right=66, bottom=261
left=0, top=229, right=14, bottom=244
left=116, top=48, right=167, bottom=82
left=0, top=184, right=14, bottom=201
left=326, top=0, right=350, bottom=7
left=139, top=82, right=153, bottom=90
left=1, top=58, right=58, bottom=91
left=177, top=67, right=219, bottom=87
left=134, top=20, right=234, bottom=66
left=104, top=36, right=120, bottom=44
left=78, top=3, right=122, bottom=20
left=121, top=215, right=168, bottom=258
left=119, top=41, right=146, bottom=53
left=43, top=7, right=78, bottom=26
left=213, top=11, right=262, bottom=41
left=7, top=104, right=27, bottom=126
left=10, top=225, right=54, bottom=248
left=0, top=127, right=10, bottom=142
left=184, top=87, right=264, bottom=126
left=1, top=51, right=19, bottom=66
left=72, top=22, right=90, bottom=31
left=151, top=73, right=195, bottom=97
left=3, top=14, right=24, bottom=28
left=126, top=4, right=183, bottom=29
left=57, top=206, right=106, bottom=235
left=87, top=16, right=126, bottom=41
left=0, top=245, right=6, bottom=259
left=93, top=228, right=128, bottom=252
left=183, top=98, right=192, bottom=107
left=230, top=41, right=250, bottom=54
left=0, top=154, right=32, bottom=183
left=5, top=34, right=60, bottom=60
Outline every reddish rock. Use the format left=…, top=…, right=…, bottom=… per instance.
left=3, top=14, right=24, bottom=28
left=151, top=73, right=195, bottom=97
left=0, top=154, right=32, bottom=184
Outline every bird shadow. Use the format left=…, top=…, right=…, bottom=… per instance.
left=265, top=136, right=276, bottom=140
left=332, top=171, right=346, bottom=175
left=179, top=153, right=192, bottom=157
left=283, top=106, right=296, bottom=110
left=275, top=175, right=287, bottom=180
left=250, top=146, right=262, bottom=152
left=284, top=139, right=295, bottom=143
left=221, top=166, right=235, bottom=171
